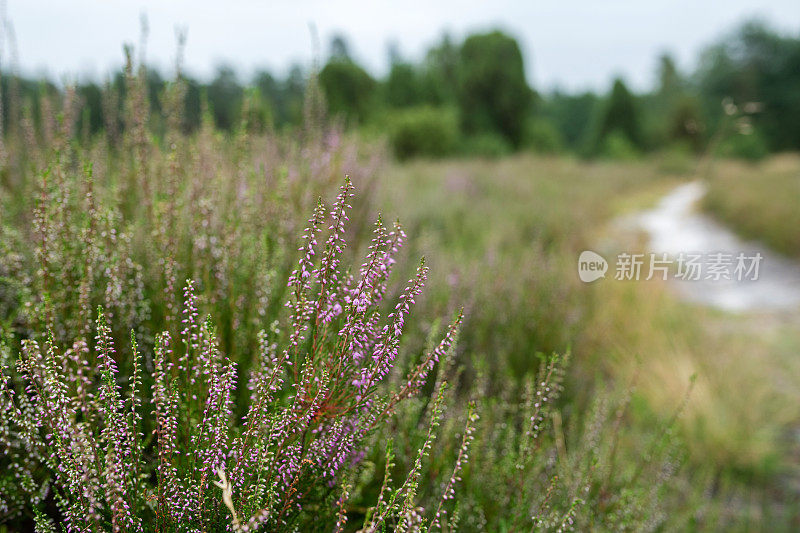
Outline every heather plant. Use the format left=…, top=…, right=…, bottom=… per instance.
left=0, top=178, right=467, bottom=530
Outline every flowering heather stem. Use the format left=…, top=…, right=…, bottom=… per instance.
left=366, top=383, right=448, bottom=533
left=432, top=402, right=479, bottom=530
left=95, top=308, right=141, bottom=532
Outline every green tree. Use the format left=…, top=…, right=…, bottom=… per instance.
left=384, top=62, right=422, bottom=108
left=330, top=34, right=351, bottom=61
left=319, top=57, right=376, bottom=125
left=181, top=75, right=203, bottom=133
left=77, top=82, right=104, bottom=136
left=207, top=65, right=243, bottom=131
left=667, top=95, right=703, bottom=151
left=644, top=53, right=702, bottom=150
left=240, top=87, right=273, bottom=133
left=421, top=34, right=460, bottom=105
left=593, top=78, right=643, bottom=154
left=457, top=31, right=532, bottom=148
left=284, top=65, right=309, bottom=127
left=540, top=90, right=599, bottom=150
left=657, top=54, right=683, bottom=102
left=696, top=21, right=800, bottom=151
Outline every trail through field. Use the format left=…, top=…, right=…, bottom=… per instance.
left=610, top=179, right=800, bottom=498
left=619, top=180, right=800, bottom=313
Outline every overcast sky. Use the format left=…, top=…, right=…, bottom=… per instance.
left=6, top=0, right=800, bottom=92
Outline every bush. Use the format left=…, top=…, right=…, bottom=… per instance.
left=600, top=131, right=640, bottom=160
left=523, top=118, right=564, bottom=154
left=388, top=105, right=459, bottom=160
left=0, top=180, right=470, bottom=530
left=716, top=130, right=769, bottom=161
left=460, top=131, right=513, bottom=158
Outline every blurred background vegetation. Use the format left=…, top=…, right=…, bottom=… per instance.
left=2, top=20, right=798, bottom=163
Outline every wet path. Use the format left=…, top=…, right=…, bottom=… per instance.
left=629, top=181, right=800, bottom=313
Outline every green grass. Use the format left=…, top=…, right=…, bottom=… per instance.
left=703, top=154, right=800, bottom=257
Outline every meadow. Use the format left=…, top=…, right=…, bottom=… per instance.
left=1, top=59, right=799, bottom=532
left=383, top=154, right=800, bottom=528
left=703, top=155, right=800, bottom=258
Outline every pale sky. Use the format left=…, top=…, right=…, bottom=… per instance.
left=6, top=0, right=800, bottom=92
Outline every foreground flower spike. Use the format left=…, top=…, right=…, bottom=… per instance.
left=432, top=402, right=479, bottom=530
left=95, top=308, right=142, bottom=532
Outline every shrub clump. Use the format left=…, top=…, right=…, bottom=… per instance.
left=389, top=106, right=459, bottom=160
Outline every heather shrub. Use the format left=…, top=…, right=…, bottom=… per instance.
left=0, top=174, right=681, bottom=531
left=0, top=179, right=467, bottom=530
left=0, top=51, right=382, bottom=382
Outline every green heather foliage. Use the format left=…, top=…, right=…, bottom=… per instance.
left=0, top=46, right=690, bottom=532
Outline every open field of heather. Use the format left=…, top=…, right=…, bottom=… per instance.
left=2, top=2, right=800, bottom=532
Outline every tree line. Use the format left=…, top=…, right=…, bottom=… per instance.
left=2, top=19, right=798, bottom=160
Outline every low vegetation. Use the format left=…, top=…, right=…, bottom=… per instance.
left=704, top=155, right=800, bottom=258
